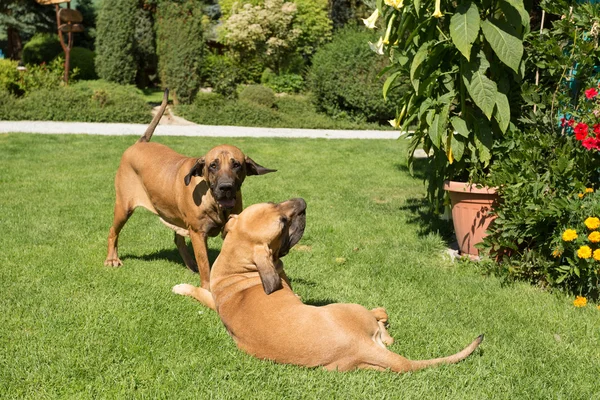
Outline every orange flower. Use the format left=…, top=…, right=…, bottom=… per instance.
left=579, top=193, right=585, bottom=199
left=574, top=296, right=588, bottom=307
left=594, top=249, right=600, bottom=261
left=552, top=249, right=562, bottom=258
left=586, top=188, right=594, bottom=193
left=589, top=231, right=600, bottom=243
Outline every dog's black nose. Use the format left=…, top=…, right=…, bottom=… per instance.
left=218, top=183, right=234, bottom=193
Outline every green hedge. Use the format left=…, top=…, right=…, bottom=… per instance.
left=176, top=91, right=388, bottom=130
left=69, top=47, right=97, bottom=80
left=238, top=85, right=276, bottom=108
left=307, top=27, right=402, bottom=124
left=0, top=80, right=151, bottom=123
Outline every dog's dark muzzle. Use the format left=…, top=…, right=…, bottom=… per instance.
left=214, top=182, right=237, bottom=209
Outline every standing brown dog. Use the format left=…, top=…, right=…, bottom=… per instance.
left=173, top=199, right=483, bottom=373
left=104, top=90, right=276, bottom=289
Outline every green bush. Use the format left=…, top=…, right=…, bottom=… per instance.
left=0, top=59, right=22, bottom=95
left=22, top=33, right=63, bottom=66
left=307, top=27, right=402, bottom=124
left=19, top=57, right=67, bottom=95
left=95, top=0, right=137, bottom=84
left=156, top=0, right=204, bottom=104
left=238, top=84, right=276, bottom=108
left=201, top=52, right=262, bottom=97
left=68, top=47, right=97, bottom=80
left=0, top=80, right=151, bottom=123
left=261, top=69, right=304, bottom=93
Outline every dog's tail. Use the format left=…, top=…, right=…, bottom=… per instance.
left=367, top=334, right=483, bottom=373
left=138, top=88, right=169, bottom=143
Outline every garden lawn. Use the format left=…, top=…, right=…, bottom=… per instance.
left=1, top=133, right=599, bottom=399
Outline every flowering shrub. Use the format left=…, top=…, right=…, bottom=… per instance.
left=550, top=189, right=600, bottom=297
left=561, top=83, right=600, bottom=151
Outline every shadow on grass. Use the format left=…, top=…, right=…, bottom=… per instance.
left=122, top=247, right=220, bottom=272
left=394, top=155, right=429, bottom=181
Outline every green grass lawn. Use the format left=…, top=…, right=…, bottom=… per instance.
left=1, top=133, right=599, bottom=399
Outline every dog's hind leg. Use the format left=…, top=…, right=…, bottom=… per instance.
left=174, top=233, right=199, bottom=273
left=371, top=308, right=393, bottom=346
left=104, top=198, right=133, bottom=267
left=172, top=284, right=216, bottom=311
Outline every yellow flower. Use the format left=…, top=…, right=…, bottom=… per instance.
left=382, top=13, right=396, bottom=45
left=594, top=249, right=600, bottom=261
left=597, top=305, right=600, bottom=310
left=584, top=217, right=600, bottom=230
left=589, top=231, right=600, bottom=243
left=362, top=9, right=379, bottom=29
left=384, top=0, right=404, bottom=10
left=578, top=245, right=592, bottom=259
left=574, top=296, right=588, bottom=307
left=586, top=188, right=594, bottom=193
left=579, top=193, right=585, bottom=199
left=388, top=118, right=400, bottom=129
left=562, top=229, right=578, bottom=242
left=433, top=0, right=443, bottom=18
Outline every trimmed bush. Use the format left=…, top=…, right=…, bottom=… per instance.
left=0, top=59, right=22, bottom=95
left=238, top=85, right=276, bottom=108
left=307, top=27, right=402, bottom=124
left=95, top=0, right=137, bottom=84
left=261, top=69, right=304, bottom=93
left=0, top=80, right=151, bottom=123
left=156, top=0, right=204, bottom=104
left=201, top=52, right=262, bottom=97
left=22, top=33, right=63, bottom=66
left=68, top=47, right=97, bottom=80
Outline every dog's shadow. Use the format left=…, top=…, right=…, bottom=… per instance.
left=122, top=247, right=220, bottom=272
left=302, top=298, right=338, bottom=307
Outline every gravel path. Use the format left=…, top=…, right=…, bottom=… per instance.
left=0, top=121, right=401, bottom=140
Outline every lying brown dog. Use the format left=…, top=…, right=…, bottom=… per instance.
left=104, top=90, right=276, bottom=289
left=173, top=199, right=483, bottom=373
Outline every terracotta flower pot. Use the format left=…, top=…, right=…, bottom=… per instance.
left=443, top=180, right=498, bottom=257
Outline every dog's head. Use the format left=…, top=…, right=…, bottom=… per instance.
left=184, top=145, right=276, bottom=210
left=223, top=198, right=307, bottom=295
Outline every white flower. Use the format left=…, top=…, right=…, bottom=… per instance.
left=368, top=36, right=385, bottom=55
left=362, top=9, right=379, bottom=29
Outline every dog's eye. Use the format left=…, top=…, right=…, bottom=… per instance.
left=280, top=216, right=289, bottom=225
left=209, top=162, right=218, bottom=170
left=232, top=161, right=241, bottom=169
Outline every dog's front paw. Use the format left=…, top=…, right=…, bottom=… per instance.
left=172, top=283, right=196, bottom=296
left=104, top=258, right=123, bottom=267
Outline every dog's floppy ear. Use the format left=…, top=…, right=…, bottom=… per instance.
left=221, top=214, right=238, bottom=239
left=184, top=157, right=205, bottom=185
left=245, top=156, right=277, bottom=176
left=253, top=244, right=282, bottom=295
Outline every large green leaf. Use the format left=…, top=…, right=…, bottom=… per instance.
left=410, top=42, right=429, bottom=92
left=451, top=116, right=470, bottom=138
left=383, top=71, right=402, bottom=101
left=464, top=58, right=498, bottom=119
left=501, top=0, right=530, bottom=32
left=474, top=119, right=493, bottom=165
left=450, top=134, right=465, bottom=162
left=429, top=113, right=442, bottom=148
left=449, top=2, right=480, bottom=61
left=494, top=91, right=510, bottom=133
left=481, top=19, right=523, bottom=73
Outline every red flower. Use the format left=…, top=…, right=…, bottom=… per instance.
left=582, top=137, right=600, bottom=150
left=594, top=124, right=600, bottom=138
left=586, top=87, right=599, bottom=99
left=568, top=118, right=575, bottom=127
left=561, top=117, right=567, bottom=127
left=574, top=122, right=589, bottom=140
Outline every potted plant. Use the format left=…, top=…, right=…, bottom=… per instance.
left=364, top=0, right=529, bottom=255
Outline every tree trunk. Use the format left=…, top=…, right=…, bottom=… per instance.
left=6, top=27, right=23, bottom=60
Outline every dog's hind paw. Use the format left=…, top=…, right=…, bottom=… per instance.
left=172, top=283, right=196, bottom=296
